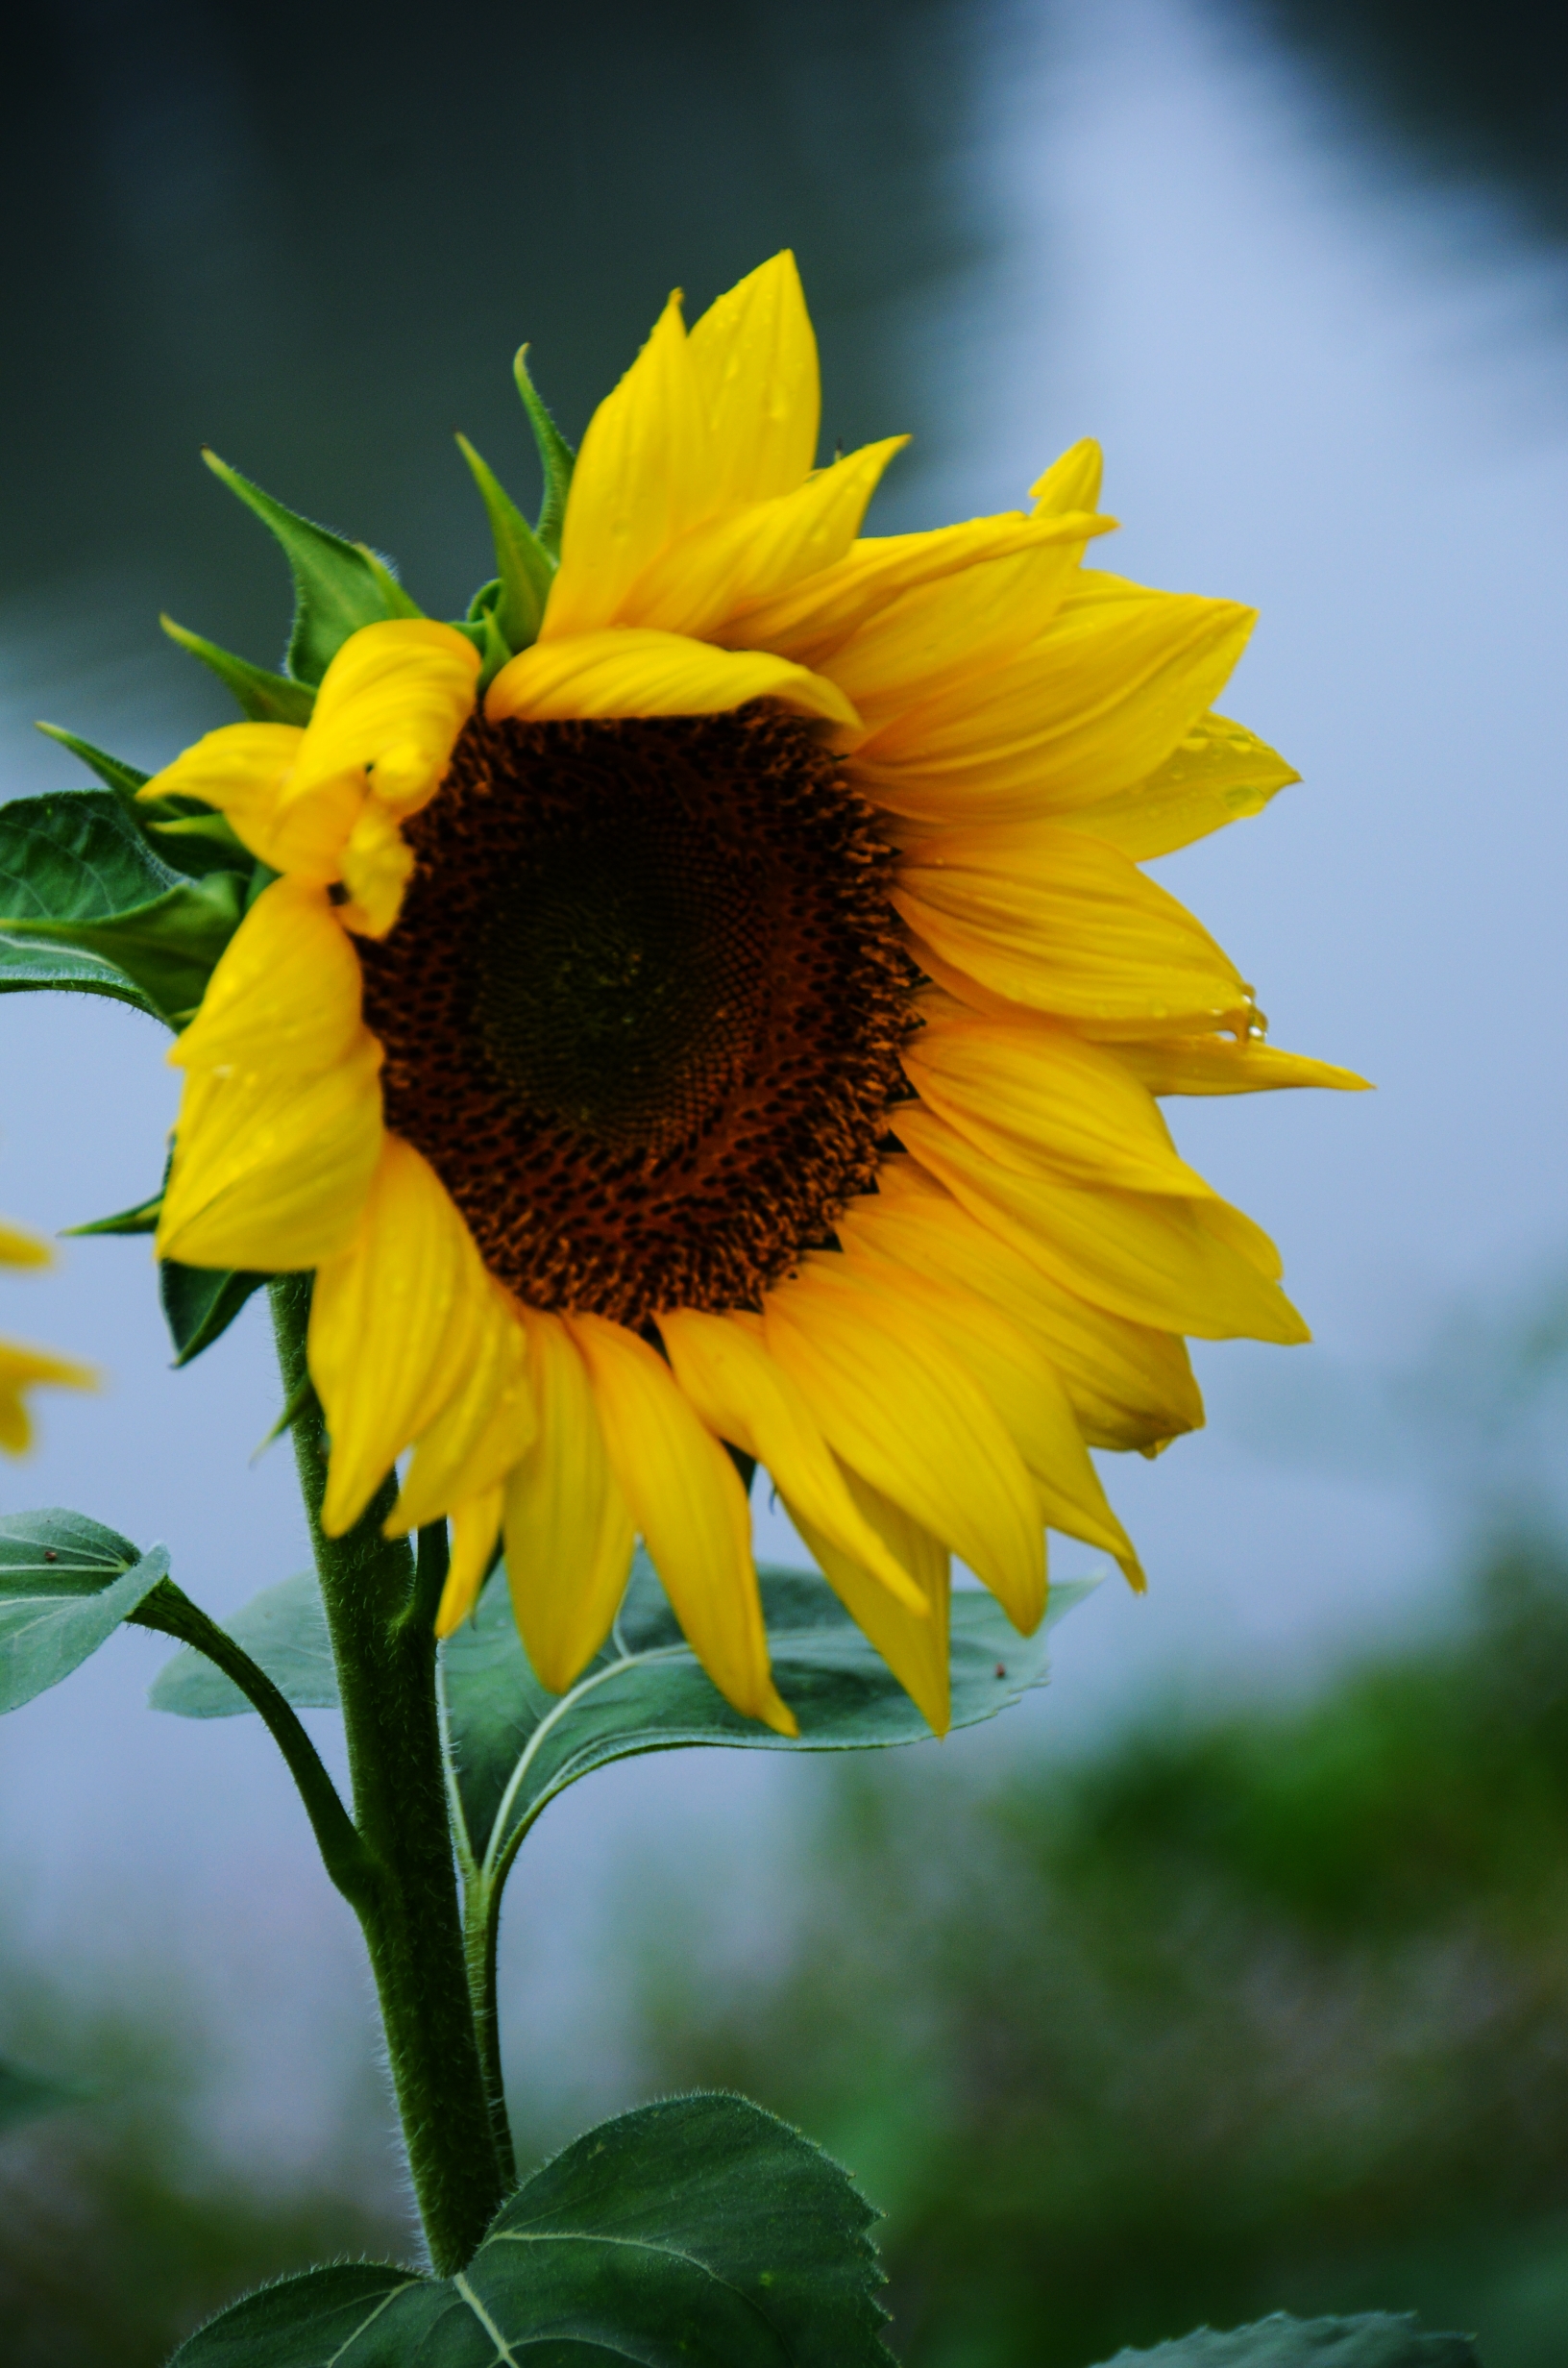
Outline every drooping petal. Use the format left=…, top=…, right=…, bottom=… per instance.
left=896, top=1103, right=1308, bottom=1345
left=502, top=1312, right=636, bottom=1692
left=546, top=292, right=710, bottom=639
left=894, top=822, right=1249, bottom=1034
left=762, top=1256, right=1044, bottom=1630
left=568, top=1313, right=796, bottom=1734
left=616, top=438, right=906, bottom=640
left=157, top=1032, right=383, bottom=1270
left=169, top=878, right=363, bottom=1076
left=1062, top=711, right=1298, bottom=860
left=338, top=802, right=417, bottom=939
left=721, top=506, right=1113, bottom=671
left=788, top=1470, right=953, bottom=1734
left=310, top=1134, right=494, bottom=1538
left=852, top=574, right=1256, bottom=826
left=486, top=627, right=858, bottom=729
left=842, top=1160, right=1204, bottom=1452
left=658, top=1305, right=929, bottom=1615
left=138, top=723, right=306, bottom=876
left=435, top=1488, right=505, bottom=1638
left=290, top=621, right=479, bottom=819
left=1115, top=1037, right=1373, bottom=1096
left=686, top=251, right=821, bottom=506
left=391, top=1284, right=534, bottom=1532
left=903, top=1003, right=1213, bottom=1197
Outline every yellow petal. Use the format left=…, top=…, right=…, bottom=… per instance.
left=139, top=724, right=308, bottom=876
left=546, top=291, right=709, bottom=639
left=0, top=1338, right=96, bottom=1453
left=170, top=878, right=363, bottom=1075
left=502, top=1311, right=635, bottom=1692
left=852, top=575, right=1256, bottom=826
left=338, top=802, right=417, bottom=939
left=486, top=627, right=859, bottom=729
left=1031, top=436, right=1104, bottom=516
left=392, top=1285, right=534, bottom=1532
left=157, top=1032, right=383, bottom=1270
left=0, top=1221, right=50, bottom=1270
left=830, top=1252, right=1140, bottom=1589
left=762, top=1256, right=1044, bottom=1630
left=1115, top=1036, right=1373, bottom=1096
left=435, top=1489, right=505, bottom=1638
left=721, top=506, right=1114, bottom=671
left=824, top=538, right=1090, bottom=731
left=1064, top=711, right=1299, bottom=860
left=904, top=1004, right=1213, bottom=1197
left=788, top=1470, right=952, bottom=1734
left=895, top=1103, right=1308, bottom=1345
left=292, top=621, right=479, bottom=819
left=657, top=1306, right=929, bottom=1615
left=310, top=1134, right=494, bottom=1537
left=844, top=1160, right=1203, bottom=1452
left=568, top=1312, right=796, bottom=1734
left=617, top=438, right=906, bottom=640
left=687, top=251, right=820, bottom=506
left=894, top=822, right=1249, bottom=1034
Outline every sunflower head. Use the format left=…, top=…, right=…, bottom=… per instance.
left=125, top=252, right=1361, bottom=1736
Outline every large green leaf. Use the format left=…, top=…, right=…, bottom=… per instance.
left=0, top=789, right=244, bottom=1022
left=149, top=1570, right=334, bottom=1717
left=1093, top=2314, right=1482, bottom=2366
left=169, top=2092, right=892, bottom=2365
left=35, top=726, right=252, bottom=881
left=447, top=1555, right=1085, bottom=1894
left=205, top=451, right=420, bottom=685
left=0, top=2056, right=79, bottom=2135
left=0, top=1510, right=170, bottom=1713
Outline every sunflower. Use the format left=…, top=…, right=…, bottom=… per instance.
left=0, top=1219, right=93, bottom=1451
left=140, top=254, right=1360, bottom=1735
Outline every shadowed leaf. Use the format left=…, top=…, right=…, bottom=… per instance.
left=0, top=1510, right=169, bottom=1713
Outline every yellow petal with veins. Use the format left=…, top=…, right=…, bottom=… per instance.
left=158, top=1032, right=383, bottom=1270
left=486, top=627, right=859, bottom=729
left=392, top=1285, right=534, bottom=1533
left=139, top=724, right=308, bottom=876
left=435, top=1488, right=505, bottom=1638
left=170, top=878, right=362, bottom=1076
left=502, top=1311, right=635, bottom=1692
left=289, top=621, right=478, bottom=819
left=658, top=1306, right=929, bottom=1615
left=687, top=251, right=820, bottom=506
left=789, top=1471, right=952, bottom=1734
left=569, top=1313, right=796, bottom=1734
left=1115, top=1037, right=1372, bottom=1097
left=1064, top=711, right=1298, bottom=860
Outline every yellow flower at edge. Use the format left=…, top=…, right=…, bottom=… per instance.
left=140, top=253, right=1365, bottom=1736
left=0, top=1219, right=93, bottom=1453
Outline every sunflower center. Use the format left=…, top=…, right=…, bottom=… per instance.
left=357, top=703, right=914, bottom=1325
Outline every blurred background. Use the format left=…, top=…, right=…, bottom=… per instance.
left=2, top=0, right=1566, bottom=2359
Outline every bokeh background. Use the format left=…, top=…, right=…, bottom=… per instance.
left=2, top=0, right=1566, bottom=2359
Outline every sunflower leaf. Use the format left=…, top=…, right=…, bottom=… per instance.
left=36, top=725, right=253, bottom=880
left=0, top=1510, right=170, bottom=1714
left=159, top=616, right=317, bottom=726
left=0, top=790, right=247, bottom=1019
left=1089, top=2312, right=1482, bottom=2366
left=444, top=1554, right=1083, bottom=1899
left=202, top=451, right=421, bottom=685
left=149, top=1569, right=334, bottom=1718
left=513, top=344, right=576, bottom=556
left=167, top=2093, right=893, bottom=2367
left=455, top=432, right=551, bottom=655
left=159, top=1262, right=268, bottom=1368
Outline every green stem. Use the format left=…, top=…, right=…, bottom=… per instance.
left=269, top=1273, right=506, bottom=2274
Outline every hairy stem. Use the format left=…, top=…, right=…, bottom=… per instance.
left=269, top=1273, right=506, bottom=2274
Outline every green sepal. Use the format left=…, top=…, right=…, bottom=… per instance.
left=62, top=1192, right=162, bottom=1238
left=0, top=790, right=246, bottom=1022
left=159, top=615, right=316, bottom=725
left=202, top=450, right=422, bottom=685
left=159, top=1262, right=268, bottom=1367
left=456, top=577, right=514, bottom=692
left=513, top=343, right=576, bottom=556
left=168, top=2093, right=893, bottom=2367
left=455, top=432, right=552, bottom=658
left=36, top=722, right=250, bottom=880
left=0, top=1510, right=171, bottom=1714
